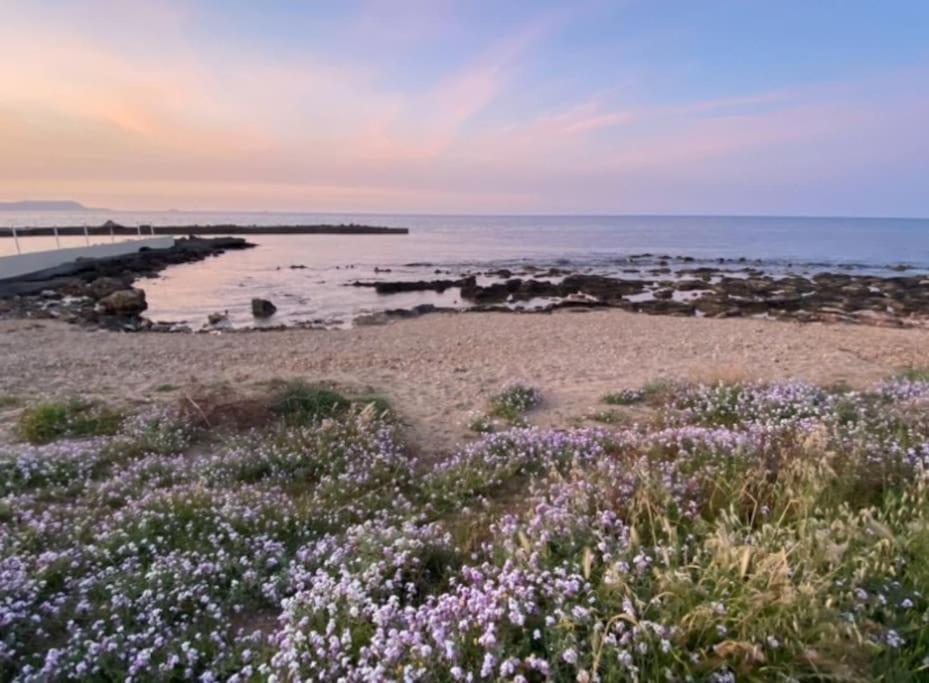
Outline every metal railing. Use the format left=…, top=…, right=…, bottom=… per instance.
left=3, top=224, right=158, bottom=256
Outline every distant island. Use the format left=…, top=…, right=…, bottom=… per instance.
left=0, top=200, right=102, bottom=211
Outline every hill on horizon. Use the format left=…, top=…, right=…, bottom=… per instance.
left=0, top=200, right=104, bottom=211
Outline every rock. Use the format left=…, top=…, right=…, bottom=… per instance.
left=411, top=303, right=441, bottom=315
left=673, top=279, right=709, bottom=292
left=251, top=298, right=277, bottom=318
left=637, top=300, right=695, bottom=316
left=207, top=311, right=228, bottom=326
left=556, top=293, right=606, bottom=310
left=694, top=296, right=736, bottom=317
left=354, top=312, right=391, bottom=326
left=352, top=279, right=463, bottom=294
left=86, top=277, right=127, bottom=300
left=558, top=274, right=645, bottom=301
left=377, top=279, right=459, bottom=294
left=97, top=289, right=147, bottom=315
left=458, top=276, right=479, bottom=299
left=40, top=289, right=61, bottom=299
left=679, top=267, right=719, bottom=278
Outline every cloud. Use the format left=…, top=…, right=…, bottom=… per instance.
left=1, top=2, right=927, bottom=214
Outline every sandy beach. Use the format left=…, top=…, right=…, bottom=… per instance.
left=4, top=310, right=929, bottom=450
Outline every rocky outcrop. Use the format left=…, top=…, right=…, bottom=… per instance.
left=353, top=266, right=929, bottom=328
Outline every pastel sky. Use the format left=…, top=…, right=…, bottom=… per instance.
left=2, top=1, right=928, bottom=215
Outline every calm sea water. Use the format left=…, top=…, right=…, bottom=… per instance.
left=3, top=211, right=929, bottom=327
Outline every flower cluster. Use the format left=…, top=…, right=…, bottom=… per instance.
left=4, top=379, right=929, bottom=681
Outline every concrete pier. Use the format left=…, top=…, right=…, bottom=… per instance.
left=0, top=237, right=174, bottom=280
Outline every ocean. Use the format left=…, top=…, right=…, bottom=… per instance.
left=3, top=211, right=929, bottom=328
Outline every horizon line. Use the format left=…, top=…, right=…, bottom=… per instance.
left=5, top=205, right=929, bottom=222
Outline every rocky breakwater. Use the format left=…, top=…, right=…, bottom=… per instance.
left=0, top=236, right=253, bottom=331
left=351, top=266, right=929, bottom=327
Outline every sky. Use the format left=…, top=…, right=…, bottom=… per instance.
left=1, top=0, right=928, bottom=216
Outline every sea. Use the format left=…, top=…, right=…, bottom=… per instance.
left=2, top=211, right=929, bottom=328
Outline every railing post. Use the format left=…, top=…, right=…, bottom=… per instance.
left=84, top=224, right=90, bottom=246
left=12, top=226, right=21, bottom=254
left=110, top=223, right=115, bottom=243
left=54, top=226, right=61, bottom=249
left=137, top=225, right=142, bottom=240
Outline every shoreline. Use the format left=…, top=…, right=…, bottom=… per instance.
left=6, top=244, right=929, bottom=331
left=5, top=310, right=929, bottom=450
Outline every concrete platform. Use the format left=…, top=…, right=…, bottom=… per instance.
left=0, top=237, right=174, bottom=280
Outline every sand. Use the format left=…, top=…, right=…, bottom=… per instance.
left=3, top=311, right=929, bottom=450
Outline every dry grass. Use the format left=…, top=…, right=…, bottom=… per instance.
left=686, top=362, right=753, bottom=386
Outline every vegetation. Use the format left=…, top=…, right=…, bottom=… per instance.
left=601, top=388, right=644, bottom=406
left=15, top=399, right=122, bottom=444
left=268, top=380, right=351, bottom=423
left=4, top=376, right=929, bottom=680
left=898, top=366, right=929, bottom=383
left=488, top=382, right=542, bottom=421
left=586, top=408, right=625, bottom=424
left=467, top=383, right=542, bottom=433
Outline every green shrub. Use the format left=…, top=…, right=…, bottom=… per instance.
left=269, top=381, right=350, bottom=423
left=601, top=389, right=644, bottom=406
left=16, top=400, right=123, bottom=444
left=488, top=383, right=541, bottom=422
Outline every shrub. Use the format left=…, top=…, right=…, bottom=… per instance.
left=602, top=389, right=644, bottom=406
left=488, top=383, right=541, bottom=422
left=268, top=381, right=350, bottom=423
left=16, top=400, right=122, bottom=444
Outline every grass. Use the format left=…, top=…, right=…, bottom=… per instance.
left=587, top=408, right=625, bottom=424
left=353, top=394, right=393, bottom=416
left=267, top=380, right=351, bottom=424
left=268, top=381, right=392, bottom=425
left=898, top=366, right=929, bottom=382
left=601, top=389, right=644, bottom=406
left=0, top=395, right=21, bottom=409
left=15, top=399, right=123, bottom=444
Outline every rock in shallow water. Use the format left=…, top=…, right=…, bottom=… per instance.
left=251, top=298, right=277, bottom=318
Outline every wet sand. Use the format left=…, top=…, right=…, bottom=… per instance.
left=3, top=311, right=929, bottom=450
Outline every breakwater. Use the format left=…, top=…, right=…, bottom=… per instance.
left=0, top=223, right=409, bottom=237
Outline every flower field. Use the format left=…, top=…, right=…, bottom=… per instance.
left=3, top=378, right=929, bottom=681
